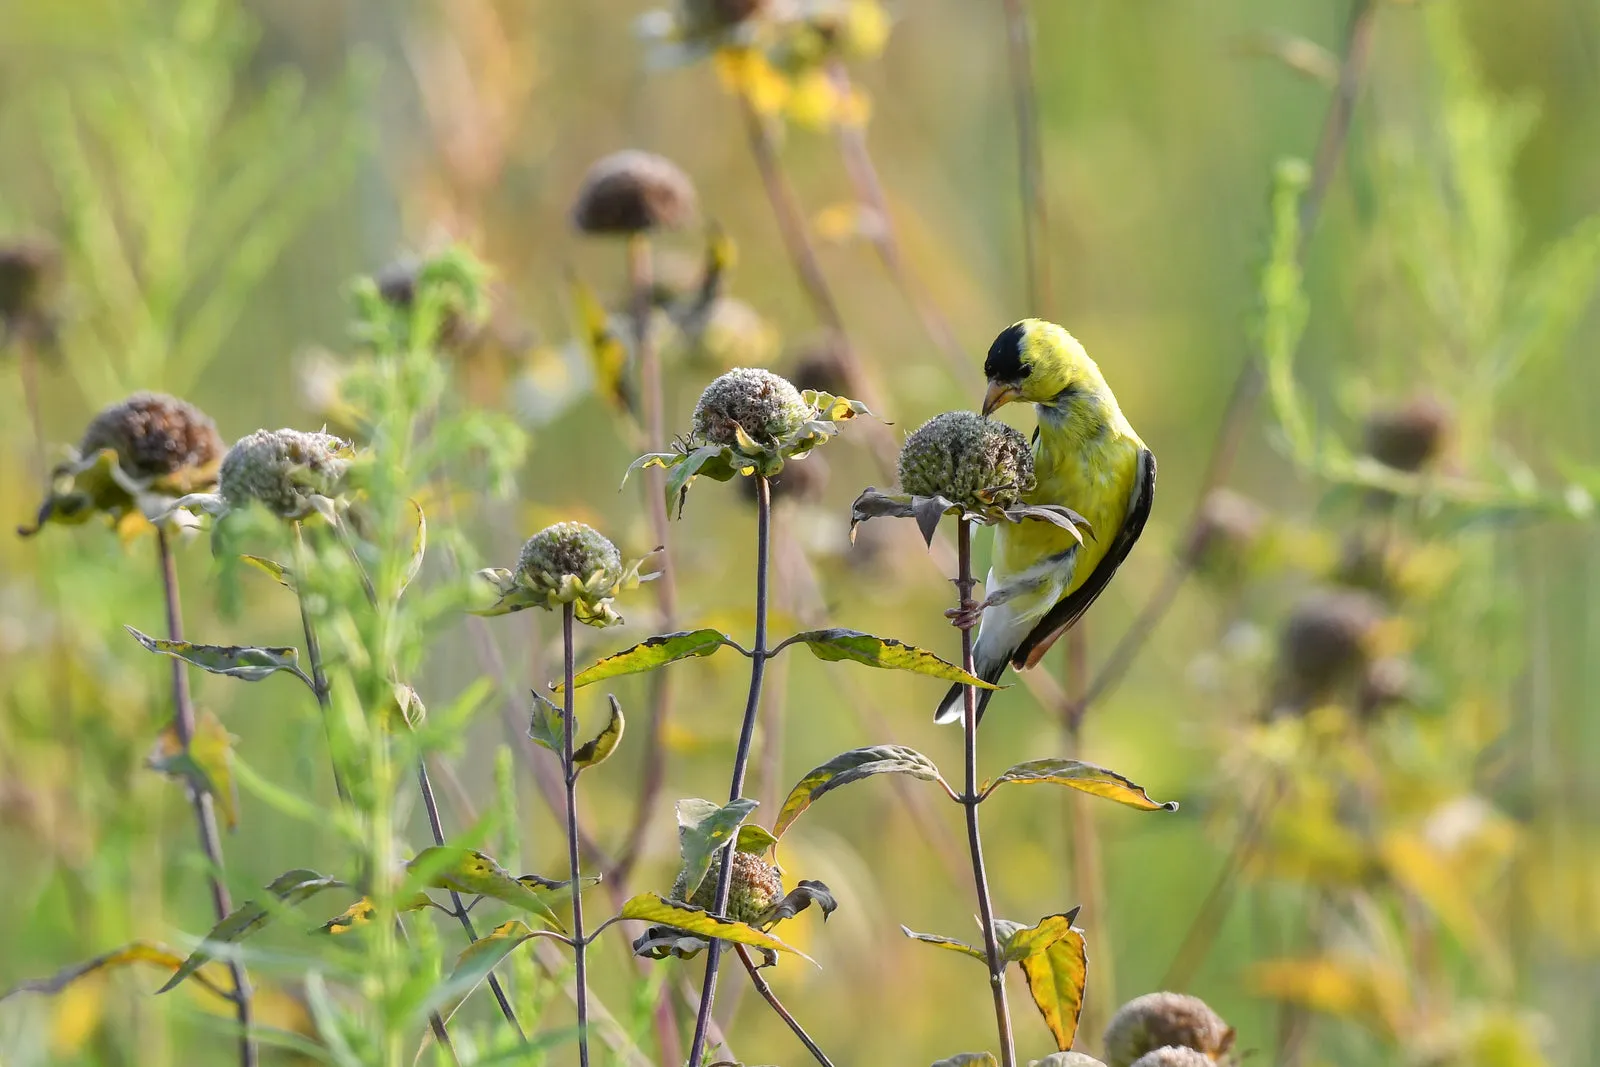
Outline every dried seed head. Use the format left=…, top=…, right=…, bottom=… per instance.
left=516, top=522, right=623, bottom=587
left=1129, top=1049, right=1215, bottom=1067
left=1363, top=394, right=1452, bottom=473
left=572, top=150, right=698, bottom=235
left=787, top=336, right=852, bottom=397
left=1104, top=993, right=1235, bottom=1067
left=1274, top=588, right=1385, bottom=708
left=682, top=0, right=767, bottom=33
left=0, top=239, right=60, bottom=324
left=692, top=367, right=810, bottom=446
left=218, top=428, right=350, bottom=518
left=689, top=851, right=784, bottom=924
left=1187, top=489, right=1268, bottom=572
left=79, top=392, right=223, bottom=484
left=897, top=410, right=1035, bottom=510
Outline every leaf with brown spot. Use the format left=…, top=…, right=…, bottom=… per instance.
left=981, top=758, right=1177, bottom=812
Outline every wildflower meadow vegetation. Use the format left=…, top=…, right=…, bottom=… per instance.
left=2, top=1, right=1600, bottom=1066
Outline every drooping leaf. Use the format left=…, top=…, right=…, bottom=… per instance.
left=158, top=869, right=343, bottom=993
left=1001, top=911, right=1088, bottom=1051
left=424, top=919, right=540, bottom=1024
left=126, top=626, right=312, bottom=689
left=147, top=709, right=240, bottom=830
left=773, top=746, right=949, bottom=840
left=674, top=797, right=759, bottom=900
left=981, top=758, right=1178, bottom=812
left=408, top=847, right=566, bottom=931
left=398, top=499, right=427, bottom=601
left=779, top=629, right=1000, bottom=689
left=619, top=894, right=811, bottom=961
left=1, top=942, right=233, bottom=1004
left=240, top=554, right=295, bottom=590
left=316, top=893, right=440, bottom=935
left=931, top=1054, right=999, bottom=1067
left=736, top=824, right=779, bottom=855
left=573, top=694, right=624, bottom=769
left=900, top=926, right=986, bottom=962
left=757, top=880, right=836, bottom=927
left=552, top=629, right=738, bottom=693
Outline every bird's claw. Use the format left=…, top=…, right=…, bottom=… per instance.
left=944, top=603, right=986, bottom=631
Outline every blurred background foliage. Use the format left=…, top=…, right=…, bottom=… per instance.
left=2, top=0, right=1599, bottom=1064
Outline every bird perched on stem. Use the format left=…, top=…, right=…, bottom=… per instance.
left=935, top=319, right=1155, bottom=724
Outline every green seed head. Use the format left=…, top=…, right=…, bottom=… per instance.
left=691, top=367, right=810, bottom=446
left=572, top=150, right=698, bottom=235
left=1129, top=1049, right=1215, bottom=1067
left=897, top=410, right=1035, bottom=509
left=1104, top=992, right=1234, bottom=1067
left=218, top=428, right=350, bottom=518
left=79, top=392, right=223, bottom=485
left=688, top=851, right=784, bottom=924
left=516, top=522, right=623, bottom=588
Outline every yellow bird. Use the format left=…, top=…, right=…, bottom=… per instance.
left=934, top=319, right=1156, bottom=724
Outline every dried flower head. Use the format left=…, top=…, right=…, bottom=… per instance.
left=218, top=428, right=351, bottom=520
left=0, top=239, right=60, bottom=341
left=1129, top=1049, right=1215, bottom=1067
left=898, top=410, right=1035, bottom=510
left=688, top=850, right=784, bottom=924
left=1187, top=488, right=1268, bottom=577
left=1363, top=394, right=1452, bottom=473
left=572, top=151, right=698, bottom=235
left=692, top=367, right=810, bottom=446
left=1272, top=588, right=1386, bottom=713
left=477, top=522, right=652, bottom=626
left=1103, top=992, right=1235, bottom=1067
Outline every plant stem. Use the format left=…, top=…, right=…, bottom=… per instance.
left=998, top=0, right=1051, bottom=313
left=563, top=603, right=592, bottom=1067
left=687, top=473, right=772, bottom=1067
left=292, top=521, right=349, bottom=805
left=957, top=520, right=1016, bottom=1067
left=417, top=758, right=525, bottom=1037
left=735, top=945, right=836, bottom=1067
left=155, top=528, right=257, bottom=1067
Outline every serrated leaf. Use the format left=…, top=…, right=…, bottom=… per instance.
left=619, top=894, right=811, bottom=961
left=409, top=847, right=566, bottom=931
left=773, top=745, right=948, bottom=840
left=757, top=880, right=836, bottom=927
left=932, top=1054, right=999, bottom=1067
left=981, top=758, right=1178, bottom=811
left=240, top=554, right=295, bottom=590
left=398, top=499, right=426, bottom=601
left=147, top=709, right=239, bottom=830
left=553, top=629, right=737, bottom=693
left=424, top=919, right=540, bottom=1024
left=126, top=626, right=310, bottom=688
left=573, top=694, right=625, bottom=769
left=159, top=869, right=342, bottom=993
left=674, top=798, right=759, bottom=900
left=782, top=628, right=1001, bottom=689
left=900, top=926, right=986, bottom=961
left=1002, top=911, right=1088, bottom=1051
left=736, top=825, right=779, bottom=854
left=0, top=941, right=234, bottom=1003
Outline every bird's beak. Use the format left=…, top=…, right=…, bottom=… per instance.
left=982, top=381, right=1024, bottom=417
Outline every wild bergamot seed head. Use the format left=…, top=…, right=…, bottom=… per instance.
left=572, top=150, right=698, bottom=235
left=79, top=392, right=223, bottom=485
left=516, top=522, right=622, bottom=587
left=1129, top=1049, right=1214, bottom=1067
left=1103, top=992, right=1233, bottom=1067
left=688, top=851, right=783, bottom=924
left=691, top=367, right=810, bottom=446
left=897, top=410, right=1035, bottom=510
left=218, top=428, right=350, bottom=518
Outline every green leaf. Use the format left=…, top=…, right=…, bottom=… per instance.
left=408, top=847, right=567, bottom=931
left=900, top=926, right=986, bottom=962
left=619, top=894, right=811, bottom=961
left=736, top=825, right=779, bottom=855
left=757, top=880, right=836, bottom=927
left=931, top=1054, right=999, bottom=1067
left=158, top=869, right=343, bottom=993
left=398, top=498, right=426, bottom=601
left=125, top=626, right=311, bottom=689
left=316, top=893, right=440, bottom=935
left=0, top=941, right=234, bottom=1004
left=674, top=798, right=759, bottom=900
left=552, top=629, right=738, bottom=693
left=1000, top=911, right=1088, bottom=1052
left=240, top=554, right=295, bottom=590
left=801, top=390, right=873, bottom=424
left=147, top=709, right=240, bottom=830
left=424, top=919, right=540, bottom=1024
left=779, top=629, right=1001, bottom=689
left=527, top=691, right=563, bottom=753
left=773, top=745, right=949, bottom=840
left=574, top=694, right=624, bottom=769
left=980, top=758, right=1178, bottom=811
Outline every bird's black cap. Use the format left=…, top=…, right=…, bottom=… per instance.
left=984, top=321, right=1030, bottom=383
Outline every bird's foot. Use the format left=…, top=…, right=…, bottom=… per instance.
left=944, top=600, right=989, bottom=630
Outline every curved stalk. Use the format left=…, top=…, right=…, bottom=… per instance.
left=563, top=603, right=591, bottom=1067
left=957, top=520, right=1016, bottom=1067
left=686, top=473, right=772, bottom=1067
left=735, top=945, right=836, bottom=1067
left=155, top=528, right=257, bottom=1067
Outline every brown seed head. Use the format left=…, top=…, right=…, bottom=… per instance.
left=572, top=150, right=698, bottom=235
left=692, top=367, right=810, bottom=445
left=0, top=239, right=60, bottom=324
left=1103, top=992, right=1234, bottom=1067
left=688, top=850, right=784, bottom=924
left=1274, top=588, right=1385, bottom=708
left=786, top=335, right=852, bottom=396
left=1129, top=1049, right=1215, bottom=1067
left=1362, top=394, right=1452, bottom=473
left=1187, top=488, right=1268, bottom=572
left=79, top=392, right=224, bottom=483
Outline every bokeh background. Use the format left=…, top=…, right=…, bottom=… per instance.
left=2, top=0, right=1599, bottom=1064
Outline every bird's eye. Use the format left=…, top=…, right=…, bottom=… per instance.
left=1017, top=362, right=1032, bottom=379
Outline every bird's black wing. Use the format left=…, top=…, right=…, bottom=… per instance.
left=1011, top=447, right=1156, bottom=670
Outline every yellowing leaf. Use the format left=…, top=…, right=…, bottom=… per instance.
left=573, top=695, right=625, bottom=769
left=618, top=894, right=811, bottom=961
left=147, top=709, right=240, bottom=830
left=1004, top=913, right=1088, bottom=1051
left=773, top=745, right=949, bottom=840
left=159, top=869, right=343, bottom=993
left=317, top=893, right=440, bottom=934
left=126, top=626, right=311, bottom=689
left=778, top=629, right=1000, bottom=689
left=1, top=942, right=233, bottom=1004
left=900, top=926, right=985, bottom=961
left=981, top=758, right=1177, bottom=812
left=408, top=847, right=565, bottom=930
left=553, top=629, right=737, bottom=693
left=240, top=554, right=295, bottom=589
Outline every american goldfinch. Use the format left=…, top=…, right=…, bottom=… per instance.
left=934, top=319, right=1156, bottom=724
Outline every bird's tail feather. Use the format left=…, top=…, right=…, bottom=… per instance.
left=933, top=655, right=1008, bottom=725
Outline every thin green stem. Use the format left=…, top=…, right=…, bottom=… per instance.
left=563, top=603, right=591, bottom=1067
left=687, top=474, right=771, bottom=1067
left=957, top=520, right=1015, bottom=1067
left=156, top=528, right=256, bottom=1067
left=292, top=521, right=349, bottom=805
